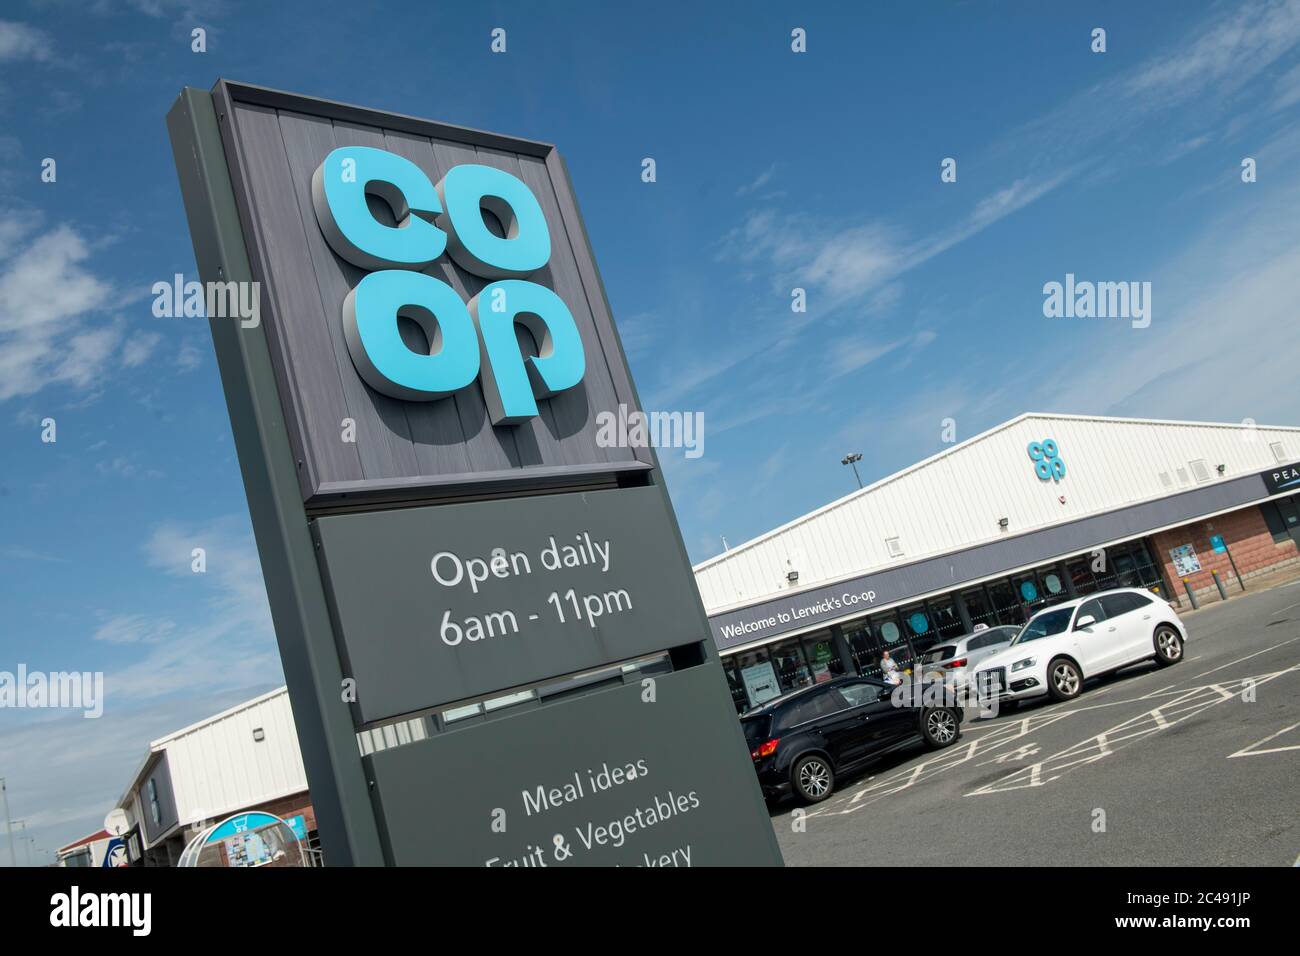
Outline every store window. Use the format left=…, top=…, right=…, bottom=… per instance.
left=801, top=631, right=844, bottom=683
left=734, top=647, right=780, bottom=708
left=1068, top=557, right=1099, bottom=595
left=1013, top=573, right=1043, bottom=617
left=721, top=658, right=748, bottom=713
left=927, top=596, right=964, bottom=641
left=872, top=612, right=917, bottom=676
left=843, top=621, right=878, bottom=675
left=874, top=613, right=904, bottom=648
left=1038, top=566, right=1068, bottom=603
left=987, top=579, right=1025, bottom=626
left=1128, top=544, right=1164, bottom=592
left=961, top=587, right=996, bottom=629
left=769, top=639, right=813, bottom=694
left=901, top=604, right=940, bottom=655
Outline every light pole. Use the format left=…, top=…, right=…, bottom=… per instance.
left=841, top=452, right=864, bottom=490
left=14, top=820, right=30, bottom=867
left=0, top=778, right=15, bottom=867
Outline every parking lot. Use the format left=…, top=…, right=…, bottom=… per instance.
left=772, top=580, right=1300, bottom=866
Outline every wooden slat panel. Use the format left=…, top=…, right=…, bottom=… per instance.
left=228, top=103, right=363, bottom=485
left=276, top=110, right=423, bottom=481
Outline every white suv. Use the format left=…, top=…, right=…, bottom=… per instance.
left=972, top=588, right=1187, bottom=705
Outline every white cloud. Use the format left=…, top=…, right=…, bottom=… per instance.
left=720, top=169, right=1071, bottom=315
left=0, top=20, right=53, bottom=62
left=1121, top=0, right=1300, bottom=105
left=0, top=512, right=280, bottom=855
left=0, top=215, right=119, bottom=402
left=120, top=331, right=161, bottom=368
left=92, top=613, right=177, bottom=645
left=736, top=163, right=778, bottom=197
left=176, top=340, right=203, bottom=371
left=1274, top=60, right=1300, bottom=110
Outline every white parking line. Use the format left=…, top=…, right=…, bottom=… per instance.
left=966, top=662, right=1300, bottom=796
left=801, top=712, right=1073, bottom=817
left=1228, top=721, right=1300, bottom=758
left=1192, top=637, right=1300, bottom=679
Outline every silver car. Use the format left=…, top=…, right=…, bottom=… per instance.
left=921, top=625, right=1021, bottom=690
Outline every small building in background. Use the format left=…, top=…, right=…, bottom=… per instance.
left=115, top=687, right=319, bottom=866
left=56, top=829, right=126, bottom=868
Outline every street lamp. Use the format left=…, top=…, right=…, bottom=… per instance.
left=841, top=452, right=864, bottom=489
left=0, top=778, right=15, bottom=867
left=13, top=820, right=30, bottom=867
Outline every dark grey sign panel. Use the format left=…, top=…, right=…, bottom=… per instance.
left=709, top=469, right=1275, bottom=649
left=367, top=667, right=780, bottom=866
left=212, top=81, right=652, bottom=505
left=1261, top=461, right=1300, bottom=496
left=314, top=485, right=705, bottom=724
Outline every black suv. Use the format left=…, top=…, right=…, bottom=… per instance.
left=741, top=676, right=962, bottom=804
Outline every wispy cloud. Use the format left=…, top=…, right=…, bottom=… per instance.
left=736, top=163, right=779, bottom=197
left=0, top=214, right=121, bottom=402
left=0, top=20, right=53, bottom=62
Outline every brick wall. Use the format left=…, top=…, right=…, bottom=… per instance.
left=1151, top=504, right=1299, bottom=604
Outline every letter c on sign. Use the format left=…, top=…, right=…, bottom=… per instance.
left=312, top=146, right=446, bottom=271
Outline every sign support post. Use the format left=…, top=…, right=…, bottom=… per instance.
left=167, top=87, right=386, bottom=865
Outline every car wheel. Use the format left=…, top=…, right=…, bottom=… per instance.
left=1154, top=626, right=1183, bottom=666
left=791, top=754, right=834, bottom=804
left=1046, top=658, right=1082, bottom=701
left=921, top=707, right=961, bottom=748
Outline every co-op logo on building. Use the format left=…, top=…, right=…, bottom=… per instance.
left=1027, top=438, right=1066, bottom=482
left=312, top=147, right=584, bottom=425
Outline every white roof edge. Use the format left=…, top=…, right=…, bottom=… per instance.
left=148, top=685, right=289, bottom=748
left=693, top=411, right=1300, bottom=573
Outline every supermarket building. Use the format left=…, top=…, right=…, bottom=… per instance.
left=694, top=413, right=1300, bottom=713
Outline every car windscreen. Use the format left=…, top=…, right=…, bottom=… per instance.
left=1013, top=607, right=1074, bottom=644
left=741, top=714, right=772, bottom=747
left=922, top=645, right=957, bottom=664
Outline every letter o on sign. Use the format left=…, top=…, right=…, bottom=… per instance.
left=436, top=164, right=551, bottom=278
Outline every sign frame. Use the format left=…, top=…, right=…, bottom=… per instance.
left=168, top=80, right=781, bottom=868
left=209, top=79, right=655, bottom=507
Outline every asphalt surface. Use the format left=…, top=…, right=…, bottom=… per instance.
left=772, top=580, right=1300, bottom=866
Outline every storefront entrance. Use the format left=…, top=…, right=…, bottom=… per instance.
left=720, top=540, right=1169, bottom=712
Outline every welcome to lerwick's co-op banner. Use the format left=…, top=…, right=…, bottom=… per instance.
left=166, top=80, right=783, bottom=867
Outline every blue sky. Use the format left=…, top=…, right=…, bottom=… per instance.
left=3, top=0, right=1300, bottom=856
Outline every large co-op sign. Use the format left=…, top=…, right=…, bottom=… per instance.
left=167, top=80, right=781, bottom=867
left=313, top=147, right=584, bottom=423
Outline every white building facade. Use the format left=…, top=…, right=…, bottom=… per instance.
left=116, top=687, right=316, bottom=865
left=694, top=413, right=1300, bottom=712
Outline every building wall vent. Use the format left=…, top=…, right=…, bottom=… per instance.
left=1189, top=459, right=1210, bottom=482
left=885, top=536, right=904, bottom=557
left=1158, top=471, right=1173, bottom=489
left=1271, top=441, right=1288, bottom=464
left=1176, top=467, right=1190, bottom=485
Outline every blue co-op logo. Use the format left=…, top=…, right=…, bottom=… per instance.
left=1027, top=438, right=1066, bottom=482
left=311, top=146, right=584, bottom=425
